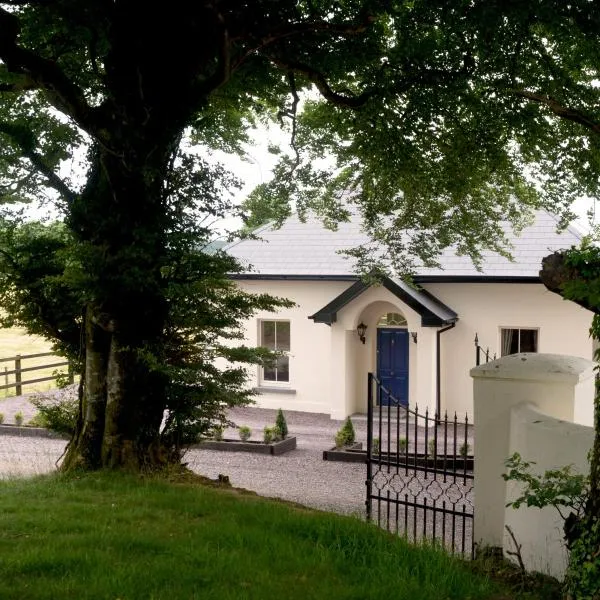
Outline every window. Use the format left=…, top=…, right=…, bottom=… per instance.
left=501, top=328, right=538, bottom=356
left=261, top=320, right=290, bottom=383
left=377, top=312, right=407, bottom=327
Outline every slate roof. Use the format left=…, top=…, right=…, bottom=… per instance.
left=225, top=210, right=583, bottom=279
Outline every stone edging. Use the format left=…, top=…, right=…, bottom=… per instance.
left=197, top=436, right=297, bottom=456
left=0, top=424, right=69, bottom=439
left=322, top=442, right=366, bottom=463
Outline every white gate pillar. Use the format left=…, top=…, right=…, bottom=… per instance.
left=470, top=353, right=595, bottom=551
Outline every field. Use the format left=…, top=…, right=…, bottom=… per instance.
left=0, top=327, right=64, bottom=398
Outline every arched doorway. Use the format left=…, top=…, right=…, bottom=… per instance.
left=376, top=312, right=409, bottom=406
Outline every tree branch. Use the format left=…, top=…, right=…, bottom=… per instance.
left=233, top=16, right=373, bottom=70
left=23, top=149, right=77, bottom=205
left=0, top=122, right=78, bottom=205
left=267, top=55, right=373, bottom=108
left=540, top=251, right=600, bottom=314
left=195, top=8, right=231, bottom=95
left=0, top=70, right=37, bottom=92
left=285, top=71, right=300, bottom=173
left=0, top=7, right=98, bottom=134
left=513, top=90, right=600, bottom=136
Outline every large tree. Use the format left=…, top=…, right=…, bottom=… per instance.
left=1, top=1, right=600, bottom=472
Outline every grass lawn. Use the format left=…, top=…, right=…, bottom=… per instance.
left=0, top=471, right=509, bottom=600
left=0, top=327, right=64, bottom=398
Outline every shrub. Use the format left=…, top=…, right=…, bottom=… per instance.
left=28, top=413, right=46, bottom=427
left=335, top=416, right=355, bottom=448
left=459, top=442, right=471, bottom=457
left=503, top=452, right=595, bottom=599
left=238, top=426, right=252, bottom=442
left=372, top=437, right=380, bottom=455
left=275, top=408, right=288, bottom=440
left=263, top=426, right=275, bottom=444
left=399, top=437, right=408, bottom=452
left=14, top=411, right=24, bottom=427
left=30, top=385, right=78, bottom=436
left=212, top=425, right=224, bottom=441
left=0, top=412, right=4, bottom=425
left=428, top=438, right=437, bottom=455
left=334, top=430, right=347, bottom=448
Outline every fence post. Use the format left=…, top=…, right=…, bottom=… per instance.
left=15, top=354, right=22, bottom=396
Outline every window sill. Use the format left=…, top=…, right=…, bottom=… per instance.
left=254, top=386, right=297, bottom=395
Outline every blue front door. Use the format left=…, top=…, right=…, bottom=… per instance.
left=377, top=328, right=409, bottom=406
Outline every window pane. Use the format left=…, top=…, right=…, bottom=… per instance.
left=276, top=355, right=289, bottom=382
left=519, top=329, right=538, bottom=353
left=276, top=321, right=290, bottom=351
left=261, top=321, right=276, bottom=349
left=501, top=329, right=518, bottom=356
left=377, top=312, right=407, bottom=327
left=263, top=363, right=277, bottom=381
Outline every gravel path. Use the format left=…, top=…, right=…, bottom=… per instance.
left=0, top=398, right=368, bottom=516
left=186, top=407, right=368, bottom=516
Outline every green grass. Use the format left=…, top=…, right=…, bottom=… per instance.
left=0, top=327, right=65, bottom=398
left=0, top=472, right=504, bottom=600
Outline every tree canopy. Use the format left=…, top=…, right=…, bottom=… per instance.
left=1, top=0, right=600, bottom=474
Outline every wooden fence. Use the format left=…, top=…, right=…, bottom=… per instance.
left=0, top=352, right=73, bottom=396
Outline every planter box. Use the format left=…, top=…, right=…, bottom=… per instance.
left=0, top=424, right=69, bottom=439
left=323, top=444, right=474, bottom=470
left=322, top=442, right=365, bottom=463
left=198, top=436, right=297, bottom=456
left=371, top=452, right=474, bottom=472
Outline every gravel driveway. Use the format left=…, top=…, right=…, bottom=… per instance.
left=0, top=399, right=368, bottom=516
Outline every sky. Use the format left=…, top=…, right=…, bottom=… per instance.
left=20, top=125, right=599, bottom=239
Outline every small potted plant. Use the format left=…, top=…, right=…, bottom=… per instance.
left=238, top=426, right=252, bottom=442
left=324, top=417, right=363, bottom=463
left=275, top=408, right=288, bottom=440
left=212, top=424, right=224, bottom=441
left=334, top=416, right=356, bottom=448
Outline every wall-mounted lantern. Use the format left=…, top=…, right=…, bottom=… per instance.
left=356, top=322, right=367, bottom=344
left=410, top=331, right=418, bottom=344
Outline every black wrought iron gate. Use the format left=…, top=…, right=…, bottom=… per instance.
left=365, top=373, right=475, bottom=556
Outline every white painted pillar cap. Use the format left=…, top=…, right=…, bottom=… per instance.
left=470, top=353, right=596, bottom=384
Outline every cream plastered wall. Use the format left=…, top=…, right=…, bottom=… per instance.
left=471, top=354, right=595, bottom=578
left=234, top=280, right=349, bottom=414
left=505, top=404, right=593, bottom=578
left=234, top=280, right=434, bottom=418
left=426, top=283, right=594, bottom=418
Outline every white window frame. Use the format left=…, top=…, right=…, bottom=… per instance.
left=499, top=327, right=540, bottom=356
left=259, top=319, right=291, bottom=386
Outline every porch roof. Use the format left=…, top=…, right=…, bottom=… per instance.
left=308, top=277, right=458, bottom=327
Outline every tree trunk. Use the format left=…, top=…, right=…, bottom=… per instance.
left=62, top=307, right=110, bottom=470
left=62, top=141, right=173, bottom=471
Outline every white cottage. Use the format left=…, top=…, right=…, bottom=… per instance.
left=226, top=211, right=593, bottom=419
